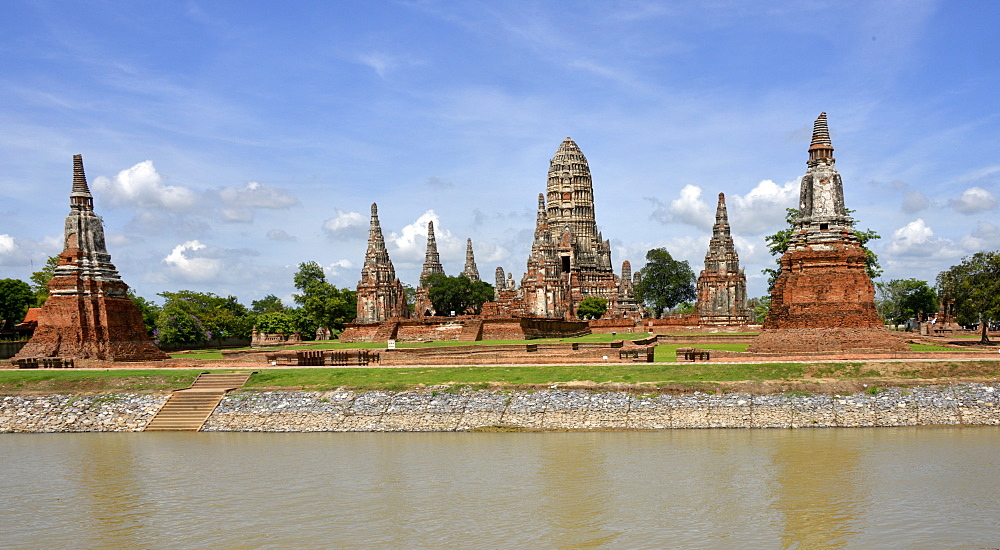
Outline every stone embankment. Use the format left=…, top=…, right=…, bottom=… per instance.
left=3, top=385, right=998, bottom=432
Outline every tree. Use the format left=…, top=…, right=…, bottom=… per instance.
left=876, top=279, right=938, bottom=328
left=254, top=311, right=295, bottom=335
left=424, top=274, right=495, bottom=316
left=251, top=294, right=287, bottom=314
left=576, top=296, right=608, bottom=319
left=747, top=295, right=771, bottom=324
left=29, top=255, right=60, bottom=306
left=936, top=251, right=1000, bottom=344
left=155, top=290, right=253, bottom=347
left=633, top=248, right=696, bottom=318
left=0, top=279, right=34, bottom=330
left=128, top=290, right=161, bottom=336
left=293, top=261, right=357, bottom=332
left=763, top=208, right=881, bottom=291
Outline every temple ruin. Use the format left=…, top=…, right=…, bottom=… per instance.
left=748, top=113, right=907, bottom=353
left=695, top=193, right=751, bottom=325
left=413, top=220, right=445, bottom=316
left=491, top=138, right=636, bottom=320
left=354, top=203, right=409, bottom=323
left=15, top=155, right=168, bottom=361
left=461, top=238, right=480, bottom=282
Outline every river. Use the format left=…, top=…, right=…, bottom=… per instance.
left=2, top=428, right=998, bottom=548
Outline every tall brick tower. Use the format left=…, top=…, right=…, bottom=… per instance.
left=413, top=220, right=446, bottom=316
left=16, top=155, right=168, bottom=361
left=461, top=238, right=480, bottom=282
left=517, top=138, right=626, bottom=319
left=696, top=193, right=750, bottom=325
left=355, top=203, right=409, bottom=323
left=749, top=114, right=906, bottom=352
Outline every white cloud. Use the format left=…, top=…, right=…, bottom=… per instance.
left=162, top=240, right=223, bottom=282
left=901, top=189, right=929, bottom=213
left=389, top=210, right=441, bottom=262
left=728, top=179, right=799, bottom=234
left=221, top=207, right=253, bottom=223
left=948, top=186, right=997, bottom=214
left=323, top=259, right=354, bottom=278
left=885, top=219, right=958, bottom=258
left=0, top=234, right=16, bottom=255
left=322, top=209, right=367, bottom=240
left=960, top=221, right=1000, bottom=252
left=266, top=229, right=296, bottom=241
left=93, top=160, right=197, bottom=211
left=647, top=184, right=713, bottom=230
left=218, top=181, right=298, bottom=209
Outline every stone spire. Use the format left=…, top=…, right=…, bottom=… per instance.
left=356, top=203, right=409, bottom=323
left=794, top=112, right=853, bottom=244
left=462, top=238, right=480, bottom=282
left=419, top=220, right=445, bottom=285
left=703, top=193, right=741, bottom=274
left=546, top=137, right=598, bottom=243
left=16, top=155, right=168, bottom=361
left=696, top=192, right=749, bottom=325
left=749, top=113, right=906, bottom=352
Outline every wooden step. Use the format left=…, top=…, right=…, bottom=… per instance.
left=144, top=372, right=254, bottom=432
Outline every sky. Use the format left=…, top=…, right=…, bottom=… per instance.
left=1, top=0, right=998, bottom=307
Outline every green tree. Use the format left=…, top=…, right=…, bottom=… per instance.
left=128, top=290, right=161, bottom=336
left=0, top=279, right=34, bottom=330
left=936, top=251, right=1000, bottom=344
left=747, top=295, right=771, bottom=324
left=155, top=290, right=253, bottom=347
left=633, top=248, right=696, bottom=318
left=424, top=274, right=495, bottom=316
left=763, top=208, right=881, bottom=291
left=251, top=294, right=287, bottom=314
left=293, top=261, right=357, bottom=332
left=254, top=311, right=295, bottom=335
left=29, top=255, right=60, bottom=306
left=876, top=279, right=938, bottom=328
left=576, top=296, right=608, bottom=319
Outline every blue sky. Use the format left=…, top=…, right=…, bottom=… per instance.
left=1, top=0, right=998, bottom=306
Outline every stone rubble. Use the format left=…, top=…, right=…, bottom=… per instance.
left=3, top=385, right=997, bottom=433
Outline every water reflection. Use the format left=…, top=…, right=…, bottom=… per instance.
left=771, top=431, right=867, bottom=548
left=73, top=435, right=151, bottom=548
left=538, top=434, right=618, bottom=548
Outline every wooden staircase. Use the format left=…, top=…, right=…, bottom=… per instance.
left=144, top=372, right=253, bottom=432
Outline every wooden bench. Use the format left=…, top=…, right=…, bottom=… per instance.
left=619, top=348, right=654, bottom=362
left=12, top=357, right=75, bottom=369
left=676, top=348, right=711, bottom=362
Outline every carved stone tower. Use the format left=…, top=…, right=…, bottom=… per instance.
left=749, top=113, right=905, bottom=352
left=515, top=138, right=626, bottom=319
left=355, top=203, right=409, bottom=323
left=16, top=155, right=168, bottom=361
left=413, top=220, right=446, bottom=316
left=696, top=193, right=750, bottom=325
left=462, top=238, right=480, bottom=282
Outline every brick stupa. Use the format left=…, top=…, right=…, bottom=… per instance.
left=413, top=220, right=445, bottom=316
left=696, top=192, right=751, bottom=325
left=354, top=203, right=409, bottom=323
left=494, top=138, right=634, bottom=319
left=15, top=155, right=168, bottom=361
left=748, top=114, right=906, bottom=353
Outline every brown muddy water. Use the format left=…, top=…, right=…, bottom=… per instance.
left=1, top=428, right=998, bottom=548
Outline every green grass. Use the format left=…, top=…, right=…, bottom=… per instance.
left=169, top=333, right=658, bottom=359
left=0, top=369, right=207, bottom=393
left=908, top=343, right=976, bottom=352
left=654, top=343, right=750, bottom=362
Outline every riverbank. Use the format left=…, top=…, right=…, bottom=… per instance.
left=2, top=384, right=998, bottom=432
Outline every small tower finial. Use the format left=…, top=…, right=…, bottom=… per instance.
left=808, top=112, right=834, bottom=164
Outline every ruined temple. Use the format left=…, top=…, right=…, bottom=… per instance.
left=461, top=238, right=480, bottom=282
left=354, top=203, right=409, bottom=323
left=502, top=138, right=631, bottom=319
left=15, top=155, right=168, bottom=361
left=413, top=220, right=445, bottom=316
left=695, top=193, right=751, bottom=325
left=749, top=113, right=906, bottom=352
